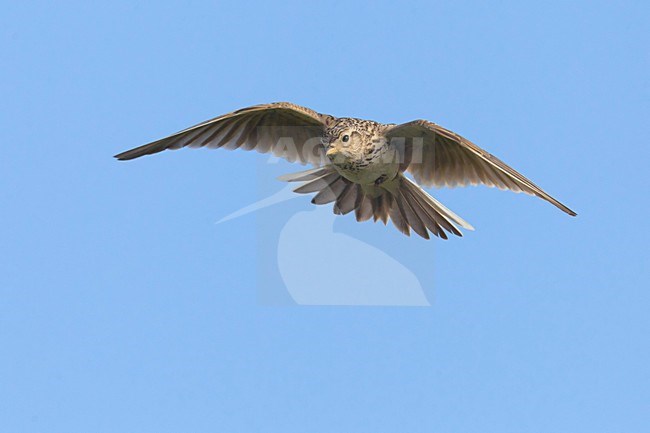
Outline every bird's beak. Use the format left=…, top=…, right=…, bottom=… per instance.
left=326, top=147, right=339, bottom=158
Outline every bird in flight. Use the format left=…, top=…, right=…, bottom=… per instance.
left=115, top=102, right=576, bottom=239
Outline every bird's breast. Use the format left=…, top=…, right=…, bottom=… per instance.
left=331, top=146, right=400, bottom=185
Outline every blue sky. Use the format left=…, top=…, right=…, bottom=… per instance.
left=1, top=0, right=649, bottom=431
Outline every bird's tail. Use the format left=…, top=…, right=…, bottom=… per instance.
left=280, top=167, right=473, bottom=239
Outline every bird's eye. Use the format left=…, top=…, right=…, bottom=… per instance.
left=342, top=135, right=350, bottom=142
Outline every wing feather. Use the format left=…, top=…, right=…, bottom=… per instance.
left=114, top=102, right=332, bottom=165
left=385, top=120, right=576, bottom=216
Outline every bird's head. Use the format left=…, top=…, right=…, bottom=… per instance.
left=323, top=118, right=376, bottom=164
left=324, top=128, right=359, bottom=163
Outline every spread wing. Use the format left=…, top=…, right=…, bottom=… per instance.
left=114, top=102, right=334, bottom=165
left=385, top=120, right=576, bottom=216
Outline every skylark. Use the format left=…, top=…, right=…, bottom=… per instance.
left=115, top=102, right=576, bottom=239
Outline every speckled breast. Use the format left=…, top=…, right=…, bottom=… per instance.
left=333, top=145, right=400, bottom=185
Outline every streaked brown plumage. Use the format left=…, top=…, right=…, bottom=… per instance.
left=115, top=102, right=576, bottom=239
